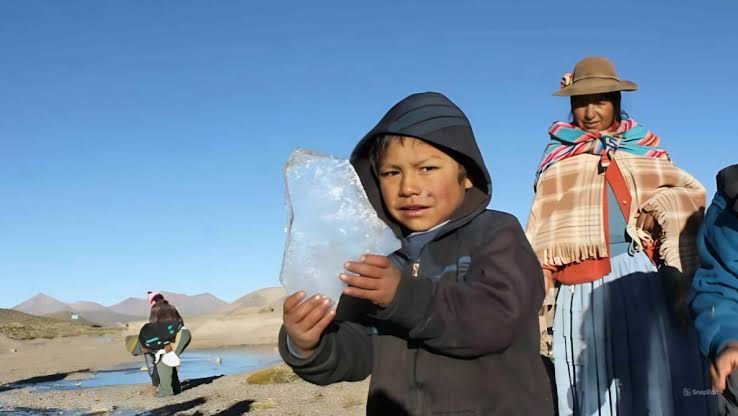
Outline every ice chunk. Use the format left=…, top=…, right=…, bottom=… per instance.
left=279, top=149, right=401, bottom=306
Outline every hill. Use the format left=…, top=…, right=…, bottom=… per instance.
left=159, top=291, right=228, bottom=316
left=44, top=309, right=139, bottom=326
left=108, top=291, right=228, bottom=317
left=225, top=287, right=286, bottom=315
left=12, top=289, right=282, bottom=321
left=68, top=300, right=107, bottom=312
left=14, top=294, right=145, bottom=324
left=0, top=308, right=119, bottom=340
left=108, top=297, right=149, bottom=317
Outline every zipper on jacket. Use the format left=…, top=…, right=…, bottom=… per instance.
left=410, top=246, right=427, bottom=414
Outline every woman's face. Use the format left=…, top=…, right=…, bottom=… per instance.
left=571, top=94, right=616, bottom=132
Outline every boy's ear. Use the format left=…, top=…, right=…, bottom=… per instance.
left=463, top=177, right=473, bottom=190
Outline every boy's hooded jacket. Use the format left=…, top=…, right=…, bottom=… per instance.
left=279, top=92, right=554, bottom=415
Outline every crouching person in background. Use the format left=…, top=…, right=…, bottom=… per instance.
left=140, top=293, right=191, bottom=397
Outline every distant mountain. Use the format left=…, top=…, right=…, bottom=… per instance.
left=13, top=294, right=141, bottom=325
left=12, top=288, right=280, bottom=323
left=225, top=287, right=286, bottom=315
left=69, top=301, right=108, bottom=312
left=13, top=293, right=72, bottom=316
left=82, top=309, right=141, bottom=326
left=108, top=297, right=150, bottom=317
left=159, top=291, right=228, bottom=316
left=108, top=291, right=227, bottom=317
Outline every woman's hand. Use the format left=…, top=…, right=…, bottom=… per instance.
left=282, top=291, right=335, bottom=357
left=711, top=342, right=738, bottom=393
left=636, top=210, right=662, bottom=248
left=636, top=211, right=658, bottom=234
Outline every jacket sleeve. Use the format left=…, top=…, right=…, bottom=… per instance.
left=689, top=191, right=738, bottom=360
left=375, top=214, right=545, bottom=358
left=277, top=320, right=373, bottom=385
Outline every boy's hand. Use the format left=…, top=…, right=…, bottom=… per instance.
left=712, top=342, right=738, bottom=393
left=341, top=254, right=401, bottom=308
left=282, top=291, right=335, bottom=357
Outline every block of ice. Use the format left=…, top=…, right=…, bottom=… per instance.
left=279, top=149, right=401, bottom=307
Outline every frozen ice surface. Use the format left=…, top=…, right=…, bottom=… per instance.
left=279, top=149, right=401, bottom=306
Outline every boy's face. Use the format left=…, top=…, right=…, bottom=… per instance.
left=377, top=137, right=472, bottom=232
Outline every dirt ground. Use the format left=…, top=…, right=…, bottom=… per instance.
left=0, top=309, right=370, bottom=415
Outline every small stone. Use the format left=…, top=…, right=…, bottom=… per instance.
left=9, top=348, right=17, bottom=353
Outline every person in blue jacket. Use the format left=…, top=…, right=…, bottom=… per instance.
left=690, top=164, right=738, bottom=414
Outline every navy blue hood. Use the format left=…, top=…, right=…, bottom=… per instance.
left=350, top=92, right=492, bottom=237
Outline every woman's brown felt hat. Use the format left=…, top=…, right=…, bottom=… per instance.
left=554, top=56, right=638, bottom=96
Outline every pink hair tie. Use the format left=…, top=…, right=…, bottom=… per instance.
left=147, top=291, right=162, bottom=305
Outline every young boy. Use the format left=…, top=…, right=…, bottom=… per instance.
left=278, top=92, right=554, bottom=415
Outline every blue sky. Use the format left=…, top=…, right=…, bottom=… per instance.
left=2, top=1, right=736, bottom=307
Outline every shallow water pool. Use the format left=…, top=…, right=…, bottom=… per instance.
left=33, top=347, right=281, bottom=390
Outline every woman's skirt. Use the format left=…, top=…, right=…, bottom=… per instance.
left=552, top=250, right=717, bottom=415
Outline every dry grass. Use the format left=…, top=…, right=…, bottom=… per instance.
left=0, top=308, right=120, bottom=340
left=250, top=399, right=277, bottom=410
left=246, top=364, right=300, bottom=385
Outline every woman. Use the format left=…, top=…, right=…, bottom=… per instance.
left=526, top=56, right=715, bottom=415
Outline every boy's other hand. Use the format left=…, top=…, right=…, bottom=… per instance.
left=712, top=342, right=738, bottom=393
left=341, top=255, right=401, bottom=308
left=282, top=291, right=335, bottom=357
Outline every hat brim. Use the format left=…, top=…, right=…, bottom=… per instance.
left=553, top=79, right=638, bottom=96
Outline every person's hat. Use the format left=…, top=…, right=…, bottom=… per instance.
left=554, top=56, right=638, bottom=96
left=147, top=291, right=163, bottom=305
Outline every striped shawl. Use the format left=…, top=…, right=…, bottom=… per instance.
left=526, top=152, right=706, bottom=277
